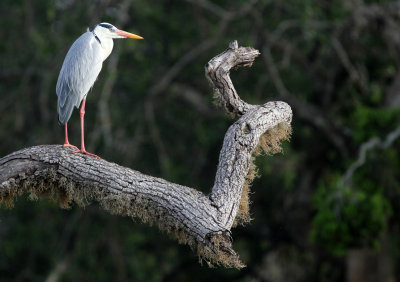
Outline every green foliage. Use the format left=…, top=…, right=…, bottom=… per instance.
left=350, top=106, right=400, bottom=143
left=312, top=174, right=391, bottom=255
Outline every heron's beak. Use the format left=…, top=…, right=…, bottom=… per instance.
left=115, top=29, right=143, bottom=39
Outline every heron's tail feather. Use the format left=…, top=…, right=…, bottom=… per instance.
left=57, top=94, right=79, bottom=125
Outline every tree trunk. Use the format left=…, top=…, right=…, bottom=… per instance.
left=0, top=41, right=292, bottom=268
left=346, top=232, right=395, bottom=282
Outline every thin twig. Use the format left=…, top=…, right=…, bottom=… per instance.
left=341, top=124, right=400, bottom=186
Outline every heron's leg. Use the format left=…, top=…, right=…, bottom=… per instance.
left=72, top=98, right=100, bottom=158
left=63, top=123, right=78, bottom=150
left=79, top=98, right=87, bottom=152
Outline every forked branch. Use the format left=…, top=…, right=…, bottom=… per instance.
left=0, top=41, right=292, bottom=268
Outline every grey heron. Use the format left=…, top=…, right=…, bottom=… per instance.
left=56, top=22, right=143, bottom=158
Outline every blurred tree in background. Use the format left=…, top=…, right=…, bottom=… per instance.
left=1, top=0, right=400, bottom=281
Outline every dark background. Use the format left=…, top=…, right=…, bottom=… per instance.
left=1, top=0, right=400, bottom=281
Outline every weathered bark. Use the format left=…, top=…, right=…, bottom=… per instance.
left=0, top=41, right=292, bottom=268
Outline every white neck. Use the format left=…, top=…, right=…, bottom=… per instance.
left=99, top=37, right=114, bottom=61
left=93, top=32, right=114, bottom=61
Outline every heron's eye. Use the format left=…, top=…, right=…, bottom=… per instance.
left=109, top=28, right=114, bottom=32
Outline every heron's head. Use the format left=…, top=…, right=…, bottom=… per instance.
left=93, top=23, right=143, bottom=40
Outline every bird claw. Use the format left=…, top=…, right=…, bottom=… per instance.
left=72, top=149, right=101, bottom=159
left=63, top=143, right=79, bottom=151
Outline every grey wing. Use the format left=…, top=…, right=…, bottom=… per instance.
left=56, top=32, right=103, bottom=124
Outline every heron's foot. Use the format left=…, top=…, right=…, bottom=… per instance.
left=63, top=143, right=79, bottom=151
left=72, top=149, right=101, bottom=159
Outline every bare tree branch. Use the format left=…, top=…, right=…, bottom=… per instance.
left=144, top=0, right=259, bottom=175
left=250, top=8, right=350, bottom=157
left=262, top=47, right=349, bottom=156
left=0, top=41, right=292, bottom=268
left=331, top=37, right=368, bottom=94
left=170, top=82, right=218, bottom=117
left=45, top=257, right=69, bottom=282
left=184, top=0, right=229, bottom=17
left=341, top=124, right=400, bottom=186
